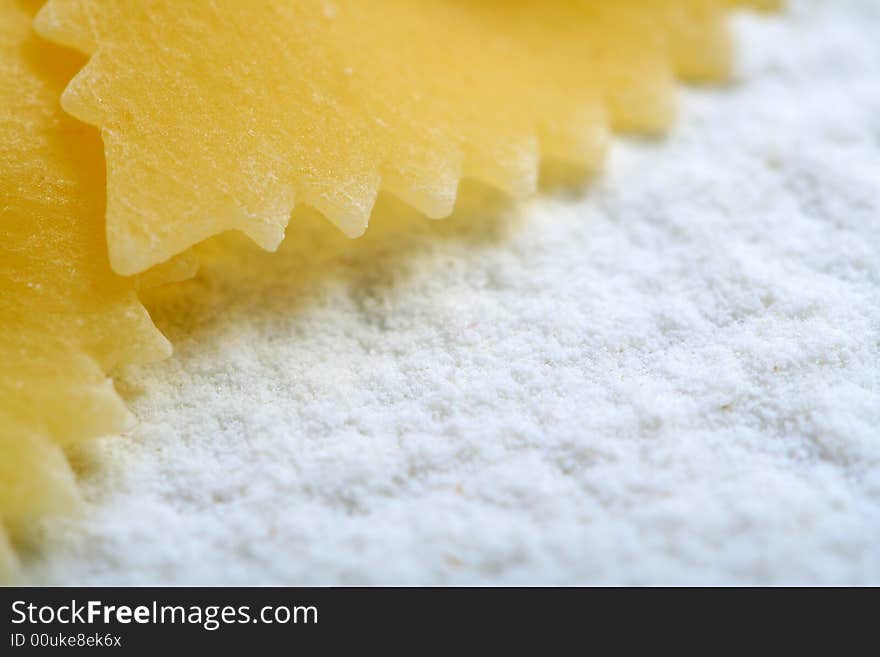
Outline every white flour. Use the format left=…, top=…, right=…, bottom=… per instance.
left=21, top=0, right=880, bottom=585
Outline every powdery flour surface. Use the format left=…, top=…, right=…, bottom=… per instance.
left=21, top=0, right=880, bottom=585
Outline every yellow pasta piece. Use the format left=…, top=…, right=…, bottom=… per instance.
left=730, top=0, right=783, bottom=12
left=34, top=0, right=755, bottom=276
left=0, top=0, right=170, bottom=576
